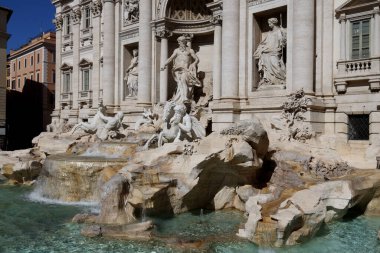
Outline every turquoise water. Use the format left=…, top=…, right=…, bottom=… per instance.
left=0, top=186, right=380, bottom=253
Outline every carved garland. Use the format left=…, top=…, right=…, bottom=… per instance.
left=90, top=0, right=102, bottom=17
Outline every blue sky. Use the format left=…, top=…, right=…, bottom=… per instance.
left=0, top=0, right=55, bottom=53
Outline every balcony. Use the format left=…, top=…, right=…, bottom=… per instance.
left=334, top=57, right=380, bottom=93
left=61, top=92, right=72, bottom=102
left=80, top=27, right=93, bottom=46
left=78, top=90, right=92, bottom=108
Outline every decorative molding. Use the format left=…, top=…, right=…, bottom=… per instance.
left=248, top=0, right=275, bottom=7
left=53, top=15, right=64, bottom=30
left=70, top=8, right=82, bottom=25
left=60, top=63, right=73, bottom=71
left=90, top=0, right=103, bottom=17
left=123, top=0, right=139, bottom=26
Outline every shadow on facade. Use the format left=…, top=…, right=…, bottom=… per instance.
left=5, top=80, right=54, bottom=150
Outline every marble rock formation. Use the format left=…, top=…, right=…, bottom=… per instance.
left=93, top=116, right=269, bottom=226
left=0, top=148, right=45, bottom=184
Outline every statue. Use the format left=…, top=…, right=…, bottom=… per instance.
left=143, top=102, right=205, bottom=149
left=124, top=0, right=139, bottom=24
left=161, top=36, right=202, bottom=104
left=124, top=49, right=138, bottom=98
left=69, top=105, right=125, bottom=141
left=254, top=17, right=287, bottom=88
left=134, top=108, right=158, bottom=131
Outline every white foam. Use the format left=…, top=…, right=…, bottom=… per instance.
left=27, top=190, right=99, bottom=208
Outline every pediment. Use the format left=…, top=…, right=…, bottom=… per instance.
left=60, top=63, right=73, bottom=71
left=79, top=58, right=92, bottom=67
left=336, top=0, right=380, bottom=14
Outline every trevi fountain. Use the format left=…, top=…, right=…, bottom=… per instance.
left=2, top=0, right=380, bottom=252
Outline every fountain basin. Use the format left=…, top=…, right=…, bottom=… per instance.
left=33, top=154, right=129, bottom=202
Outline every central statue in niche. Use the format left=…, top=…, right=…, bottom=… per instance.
left=161, top=36, right=202, bottom=103
left=254, top=17, right=287, bottom=88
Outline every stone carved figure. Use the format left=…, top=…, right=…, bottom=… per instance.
left=134, top=108, right=158, bottom=131
left=124, top=49, right=138, bottom=98
left=124, top=0, right=139, bottom=25
left=69, top=105, right=124, bottom=141
left=271, top=89, right=314, bottom=142
left=254, top=17, right=287, bottom=88
left=161, top=36, right=202, bottom=104
left=47, top=119, right=70, bottom=134
left=143, top=102, right=205, bottom=149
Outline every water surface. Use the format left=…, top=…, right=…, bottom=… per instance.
left=0, top=186, right=379, bottom=253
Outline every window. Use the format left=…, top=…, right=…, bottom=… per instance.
left=52, top=70, right=55, bottom=83
left=65, top=15, right=71, bottom=35
left=348, top=114, right=369, bottom=140
left=18, top=61, right=20, bottom=70
left=31, top=56, right=34, bottom=66
left=82, top=69, right=90, bottom=91
left=17, top=78, right=20, bottom=88
left=7, top=80, right=9, bottom=88
left=36, top=72, right=40, bottom=82
left=24, top=76, right=27, bottom=86
left=37, top=54, right=40, bottom=64
left=24, top=58, right=27, bottom=68
left=11, top=80, right=15, bottom=89
left=351, top=19, right=370, bottom=59
left=63, top=72, right=71, bottom=93
left=84, top=7, right=91, bottom=29
left=30, top=74, right=33, bottom=81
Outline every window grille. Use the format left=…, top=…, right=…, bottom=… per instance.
left=348, top=114, right=369, bottom=140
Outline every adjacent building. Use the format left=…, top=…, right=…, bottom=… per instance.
left=7, top=32, right=56, bottom=93
left=0, top=6, right=12, bottom=150
left=6, top=32, right=56, bottom=150
left=51, top=0, right=380, bottom=168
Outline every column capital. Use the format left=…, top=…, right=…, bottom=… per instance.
left=71, top=8, right=82, bottom=25
left=102, top=0, right=115, bottom=4
left=374, top=6, right=380, bottom=15
left=210, top=14, right=222, bottom=25
left=53, top=15, right=63, bottom=31
left=155, top=28, right=173, bottom=39
left=90, top=0, right=103, bottom=17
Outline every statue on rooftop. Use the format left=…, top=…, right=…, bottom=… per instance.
left=254, top=17, right=287, bottom=88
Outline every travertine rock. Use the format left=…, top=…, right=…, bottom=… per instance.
left=213, top=186, right=236, bottom=210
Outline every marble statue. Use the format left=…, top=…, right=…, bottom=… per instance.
left=134, top=108, right=157, bottom=131
left=143, top=101, right=205, bottom=149
left=97, top=111, right=124, bottom=141
left=69, top=105, right=124, bottom=141
left=124, top=49, right=139, bottom=98
left=124, top=0, right=139, bottom=25
left=69, top=106, right=106, bottom=135
left=161, top=36, right=202, bottom=104
left=254, top=17, right=287, bottom=88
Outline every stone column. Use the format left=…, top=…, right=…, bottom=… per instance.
left=71, top=8, right=81, bottom=110
left=339, top=14, right=347, bottom=60
left=90, top=0, right=102, bottom=108
left=102, top=0, right=115, bottom=107
left=212, top=16, right=222, bottom=100
left=53, top=15, right=63, bottom=112
left=374, top=7, right=380, bottom=56
left=291, top=0, right=315, bottom=94
left=157, top=29, right=172, bottom=103
left=137, top=0, right=152, bottom=106
left=221, top=0, right=239, bottom=100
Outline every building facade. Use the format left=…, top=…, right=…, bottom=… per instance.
left=51, top=0, right=380, bottom=168
left=0, top=6, right=12, bottom=149
left=7, top=32, right=56, bottom=93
